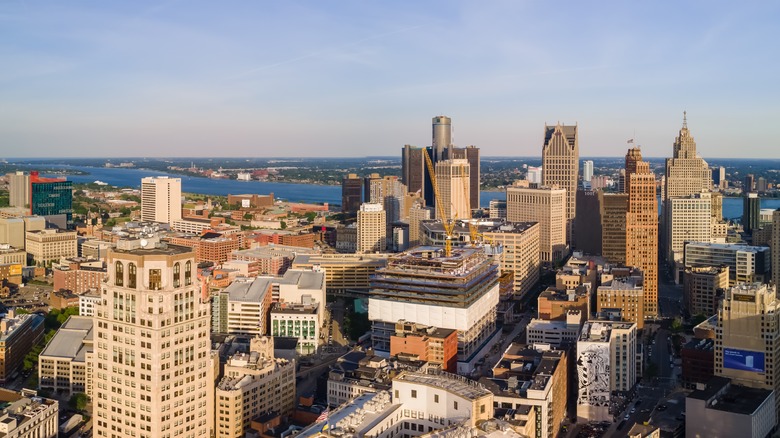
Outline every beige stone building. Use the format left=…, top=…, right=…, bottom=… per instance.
left=434, top=158, right=471, bottom=220
left=25, top=229, right=77, bottom=266
left=38, top=316, right=93, bottom=394
left=716, top=283, right=780, bottom=423
left=664, top=113, right=711, bottom=200
left=683, top=266, right=729, bottom=317
left=506, top=181, right=566, bottom=263
left=599, top=192, right=628, bottom=265
left=773, top=209, right=780, bottom=288
left=215, top=337, right=295, bottom=438
left=596, top=272, right=645, bottom=329
left=482, top=222, right=541, bottom=299
left=408, top=203, right=432, bottom=248
left=0, top=389, right=58, bottom=438
left=91, top=238, right=214, bottom=438
left=542, top=123, right=578, bottom=243
left=292, top=253, right=388, bottom=297
left=625, top=150, right=659, bottom=317
left=357, top=203, right=386, bottom=253
left=665, top=192, right=712, bottom=264
left=140, top=176, right=182, bottom=224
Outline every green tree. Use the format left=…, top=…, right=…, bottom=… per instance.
left=670, top=317, right=683, bottom=333
left=68, top=393, right=90, bottom=411
left=690, top=313, right=707, bottom=326
left=305, top=212, right=317, bottom=222
left=243, top=212, right=253, bottom=220
left=343, top=310, right=371, bottom=341
left=280, top=221, right=287, bottom=229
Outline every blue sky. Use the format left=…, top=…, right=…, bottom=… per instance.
left=1, top=1, right=778, bottom=158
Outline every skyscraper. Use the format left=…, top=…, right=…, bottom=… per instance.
left=506, top=181, right=566, bottom=264
left=625, top=148, right=659, bottom=317
left=582, top=160, right=594, bottom=183
left=140, top=176, right=182, bottom=224
left=92, top=237, right=214, bottom=438
left=712, top=166, right=726, bottom=189
left=666, top=193, right=713, bottom=264
left=434, top=159, right=470, bottom=220
left=341, top=173, right=363, bottom=215
left=357, top=203, right=386, bottom=253
left=542, top=123, right=578, bottom=243
left=432, top=115, right=452, bottom=162
left=743, top=192, right=761, bottom=234
left=599, top=192, right=628, bottom=265
left=664, top=112, right=711, bottom=200
left=6, top=171, right=29, bottom=208
left=772, top=210, right=780, bottom=287
left=401, top=145, right=425, bottom=196
left=743, top=174, right=755, bottom=193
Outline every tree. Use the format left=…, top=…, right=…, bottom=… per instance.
left=305, top=212, right=317, bottom=222
left=68, top=393, right=90, bottom=411
left=670, top=317, right=683, bottom=333
left=690, top=313, right=707, bottom=326
left=280, top=221, right=287, bottom=229
left=243, top=212, right=253, bottom=220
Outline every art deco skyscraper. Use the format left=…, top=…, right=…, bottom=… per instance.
left=625, top=148, right=659, bottom=317
left=92, top=237, right=214, bottom=438
left=542, top=123, right=578, bottom=243
left=664, top=112, right=711, bottom=199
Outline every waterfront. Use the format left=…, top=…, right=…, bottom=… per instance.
left=41, top=165, right=780, bottom=217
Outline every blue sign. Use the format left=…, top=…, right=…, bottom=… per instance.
left=723, top=348, right=765, bottom=373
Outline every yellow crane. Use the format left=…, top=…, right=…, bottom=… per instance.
left=423, top=149, right=455, bottom=257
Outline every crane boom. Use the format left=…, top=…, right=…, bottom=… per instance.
left=423, top=149, right=454, bottom=257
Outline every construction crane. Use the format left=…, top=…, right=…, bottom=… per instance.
left=460, top=160, right=480, bottom=244
left=423, top=149, right=455, bottom=257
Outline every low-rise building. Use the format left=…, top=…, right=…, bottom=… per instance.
left=78, top=290, right=101, bottom=317
left=270, top=300, right=320, bottom=354
left=525, top=311, right=583, bottom=347
left=683, top=266, right=729, bottom=317
left=52, top=258, right=105, bottom=295
left=25, top=229, right=77, bottom=266
left=537, top=286, right=590, bottom=322
left=292, top=253, right=388, bottom=298
left=38, top=316, right=92, bottom=394
left=0, top=389, right=58, bottom=438
left=686, top=376, right=776, bottom=438
left=390, top=321, right=458, bottom=373
left=681, top=338, right=714, bottom=387
left=596, top=269, right=644, bottom=329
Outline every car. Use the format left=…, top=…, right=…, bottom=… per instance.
left=657, top=404, right=668, bottom=411
left=630, top=408, right=636, bottom=414
left=624, top=414, right=630, bottom=420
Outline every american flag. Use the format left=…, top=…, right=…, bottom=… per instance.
left=316, top=409, right=329, bottom=423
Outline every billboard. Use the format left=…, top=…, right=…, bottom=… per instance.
left=723, top=348, right=765, bottom=373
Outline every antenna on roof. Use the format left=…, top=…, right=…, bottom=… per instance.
left=683, top=110, right=688, bottom=129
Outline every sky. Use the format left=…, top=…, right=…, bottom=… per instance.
left=1, top=1, right=779, bottom=159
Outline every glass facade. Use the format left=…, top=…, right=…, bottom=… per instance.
left=30, top=180, right=73, bottom=228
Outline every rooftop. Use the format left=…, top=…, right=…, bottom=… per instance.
left=40, top=316, right=93, bottom=362
left=685, top=242, right=770, bottom=252
left=278, top=269, right=325, bottom=290
left=394, top=371, right=491, bottom=400
left=224, top=277, right=273, bottom=303
left=689, top=376, right=772, bottom=415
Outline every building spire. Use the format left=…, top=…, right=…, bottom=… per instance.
left=683, top=110, right=688, bottom=129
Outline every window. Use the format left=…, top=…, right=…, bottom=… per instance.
left=149, top=269, right=162, bottom=290
left=454, top=401, right=458, bottom=410
left=434, top=394, right=439, bottom=403
left=115, top=262, right=124, bottom=286
left=173, top=263, right=181, bottom=288
left=411, top=390, right=417, bottom=398
left=128, top=263, right=137, bottom=288
left=185, top=261, right=192, bottom=286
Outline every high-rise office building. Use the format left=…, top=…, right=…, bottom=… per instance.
left=357, top=203, right=386, bottom=253
left=506, top=181, right=567, bottom=264
left=140, top=176, right=182, bottom=224
left=434, top=159, right=470, bottom=220
left=743, top=174, right=755, bottom=193
left=712, top=166, right=726, bottom=189
left=574, top=189, right=601, bottom=255
left=596, top=270, right=645, bottom=329
left=757, top=177, right=768, bottom=193
left=716, top=283, right=780, bottom=423
left=408, top=203, right=432, bottom=248
left=450, top=146, right=481, bottom=213
left=625, top=148, right=658, bottom=317
left=542, top=123, right=578, bottom=243
left=432, top=115, right=452, bottom=162
left=666, top=193, right=713, bottom=264
left=743, top=192, right=760, bottom=234
left=6, top=171, right=29, bottom=208
left=582, top=160, right=594, bottom=183
left=341, top=173, right=363, bottom=215
left=664, top=113, right=711, bottom=200
left=684, top=242, right=771, bottom=286
left=401, top=145, right=425, bottom=196
left=363, top=173, right=382, bottom=203
left=92, top=237, right=214, bottom=438
left=772, top=210, right=780, bottom=288
left=683, top=266, right=729, bottom=317
left=599, top=192, right=628, bottom=265
left=29, top=171, right=73, bottom=229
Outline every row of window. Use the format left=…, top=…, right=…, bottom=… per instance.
left=114, top=261, right=192, bottom=289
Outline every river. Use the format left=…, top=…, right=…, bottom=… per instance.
left=41, top=165, right=780, bottom=217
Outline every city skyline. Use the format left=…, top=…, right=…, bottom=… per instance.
left=2, top=2, right=780, bottom=158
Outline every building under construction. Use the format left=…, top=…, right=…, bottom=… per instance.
left=368, top=246, right=500, bottom=374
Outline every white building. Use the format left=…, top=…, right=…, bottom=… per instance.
left=38, top=316, right=92, bottom=395
left=576, top=320, right=637, bottom=422
left=526, top=312, right=583, bottom=347
left=140, top=176, right=182, bottom=224
left=78, top=291, right=101, bottom=317
left=582, top=160, right=594, bottom=183
left=0, top=389, right=58, bottom=438
left=526, top=166, right=542, bottom=185
left=665, top=192, right=712, bottom=264
left=435, top=158, right=471, bottom=220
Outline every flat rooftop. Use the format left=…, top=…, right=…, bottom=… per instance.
left=689, top=377, right=773, bottom=415
left=278, top=269, right=325, bottom=290
left=224, top=277, right=273, bottom=302
left=40, top=316, right=93, bottom=362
